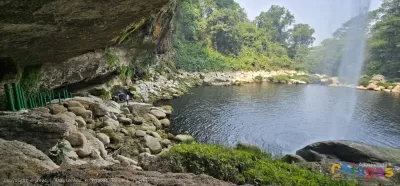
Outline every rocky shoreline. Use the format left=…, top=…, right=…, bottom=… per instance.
left=81, top=70, right=400, bottom=105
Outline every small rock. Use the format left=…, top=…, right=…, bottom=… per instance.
left=150, top=132, right=162, bottom=140
left=120, top=128, right=130, bottom=136
left=67, top=132, right=87, bottom=147
left=100, top=126, right=114, bottom=135
left=103, top=117, right=119, bottom=130
left=64, top=101, right=85, bottom=109
left=175, top=134, right=195, bottom=144
left=75, top=145, right=92, bottom=158
left=167, top=133, right=175, bottom=140
left=140, top=125, right=156, bottom=132
left=147, top=114, right=162, bottom=129
left=96, top=133, right=110, bottom=145
left=150, top=109, right=166, bottom=119
left=89, top=103, right=108, bottom=117
left=160, top=139, right=171, bottom=147
left=144, top=135, right=162, bottom=154
left=135, top=130, right=146, bottom=137
left=138, top=152, right=156, bottom=169
left=86, top=119, right=95, bottom=125
left=160, top=118, right=171, bottom=128
left=121, top=107, right=131, bottom=115
left=119, top=117, right=132, bottom=125
left=47, top=104, right=68, bottom=115
left=75, top=116, right=86, bottom=129
left=132, top=117, right=144, bottom=125
left=116, top=155, right=138, bottom=166
left=281, top=154, right=306, bottom=163
left=69, top=107, right=92, bottom=120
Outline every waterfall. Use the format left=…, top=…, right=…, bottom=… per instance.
left=329, top=0, right=372, bottom=139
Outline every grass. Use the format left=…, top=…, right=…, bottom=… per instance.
left=159, top=143, right=357, bottom=186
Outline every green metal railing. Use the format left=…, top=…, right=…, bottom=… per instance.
left=3, top=83, right=73, bottom=111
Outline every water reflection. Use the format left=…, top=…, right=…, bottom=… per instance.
left=162, top=84, right=400, bottom=155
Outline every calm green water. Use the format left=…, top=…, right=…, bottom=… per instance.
left=161, top=83, right=400, bottom=154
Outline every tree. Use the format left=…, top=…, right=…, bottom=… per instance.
left=288, top=23, right=315, bottom=58
left=207, top=8, right=242, bottom=55
left=255, top=5, right=295, bottom=46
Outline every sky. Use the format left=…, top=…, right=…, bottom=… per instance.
left=235, top=0, right=382, bottom=45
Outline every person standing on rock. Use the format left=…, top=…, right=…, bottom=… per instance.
left=126, top=93, right=130, bottom=105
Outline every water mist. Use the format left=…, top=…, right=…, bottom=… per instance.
left=328, top=0, right=372, bottom=139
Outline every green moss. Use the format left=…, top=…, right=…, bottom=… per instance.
left=162, top=105, right=173, bottom=112
left=269, top=75, right=291, bottom=84
left=117, top=18, right=147, bottom=44
left=160, top=143, right=356, bottom=186
left=118, top=66, right=132, bottom=81
left=105, top=49, right=118, bottom=69
left=19, top=65, right=42, bottom=94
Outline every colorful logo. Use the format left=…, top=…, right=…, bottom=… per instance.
left=331, top=163, right=395, bottom=181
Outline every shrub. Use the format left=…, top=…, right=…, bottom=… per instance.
left=359, top=76, right=371, bottom=87
left=376, top=82, right=397, bottom=89
left=269, top=75, right=291, bottom=84
left=253, top=75, right=264, bottom=83
left=160, top=144, right=356, bottom=186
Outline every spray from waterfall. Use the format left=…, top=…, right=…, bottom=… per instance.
left=329, top=0, right=372, bottom=139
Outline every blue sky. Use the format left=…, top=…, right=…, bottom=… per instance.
left=235, top=0, right=382, bottom=45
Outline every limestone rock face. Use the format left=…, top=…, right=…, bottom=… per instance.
left=0, top=111, right=69, bottom=153
left=0, top=0, right=170, bottom=66
left=296, top=140, right=400, bottom=164
left=0, top=139, right=59, bottom=181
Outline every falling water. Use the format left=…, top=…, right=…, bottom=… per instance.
left=329, top=0, right=372, bottom=139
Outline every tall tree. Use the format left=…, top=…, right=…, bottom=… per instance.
left=255, top=5, right=295, bottom=46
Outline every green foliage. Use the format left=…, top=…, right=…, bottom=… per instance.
left=118, top=66, right=132, bottom=81
left=162, top=105, right=173, bottom=112
left=376, top=82, right=397, bottom=89
left=161, top=143, right=356, bottom=186
left=20, top=65, right=42, bottom=95
left=105, top=49, right=118, bottom=69
left=172, top=0, right=316, bottom=72
left=359, top=76, right=371, bottom=87
left=269, top=75, right=291, bottom=84
left=253, top=75, right=264, bottom=83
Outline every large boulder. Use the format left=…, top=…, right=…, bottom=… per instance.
left=0, top=111, right=70, bottom=153
left=89, top=102, right=109, bottom=117
left=128, top=103, right=152, bottom=117
left=296, top=140, right=400, bottom=164
left=0, top=139, right=59, bottom=181
left=66, top=132, right=87, bottom=147
left=146, top=113, right=162, bottom=129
